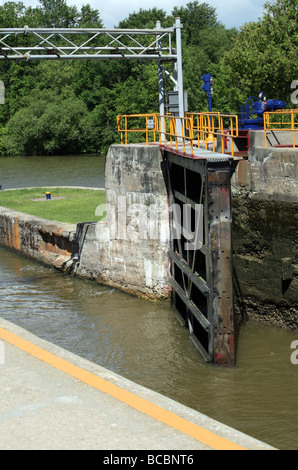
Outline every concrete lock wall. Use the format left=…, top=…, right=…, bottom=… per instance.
left=231, top=130, right=297, bottom=330
left=0, top=207, right=78, bottom=269
left=75, top=145, right=171, bottom=300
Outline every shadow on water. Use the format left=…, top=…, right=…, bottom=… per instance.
left=233, top=265, right=249, bottom=363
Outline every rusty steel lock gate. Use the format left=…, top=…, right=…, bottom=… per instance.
left=163, top=151, right=235, bottom=366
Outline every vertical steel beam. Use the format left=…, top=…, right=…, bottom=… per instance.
left=206, top=160, right=234, bottom=366
left=174, top=17, right=185, bottom=119
left=156, top=20, right=165, bottom=133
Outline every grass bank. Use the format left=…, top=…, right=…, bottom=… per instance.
left=0, top=187, right=105, bottom=224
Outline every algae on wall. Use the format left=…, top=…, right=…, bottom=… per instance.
left=231, top=187, right=297, bottom=331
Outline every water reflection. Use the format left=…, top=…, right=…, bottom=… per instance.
left=0, top=245, right=297, bottom=450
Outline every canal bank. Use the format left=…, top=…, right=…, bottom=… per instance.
left=0, top=317, right=275, bottom=450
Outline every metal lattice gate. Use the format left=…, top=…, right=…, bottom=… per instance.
left=164, top=150, right=235, bottom=366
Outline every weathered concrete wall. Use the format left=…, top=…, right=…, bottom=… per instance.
left=232, top=188, right=297, bottom=330
left=0, top=206, right=78, bottom=270
left=231, top=130, right=297, bottom=202
left=75, top=145, right=171, bottom=300
left=249, top=129, right=298, bottom=150
left=231, top=130, right=297, bottom=330
left=249, top=147, right=297, bottom=202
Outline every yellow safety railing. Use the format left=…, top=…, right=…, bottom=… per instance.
left=159, top=115, right=194, bottom=155
left=263, top=109, right=298, bottom=148
left=186, top=112, right=240, bottom=156
left=117, top=113, right=194, bottom=155
left=218, top=114, right=239, bottom=156
left=117, top=113, right=159, bottom=145
left=186, top=111, right=220, bottom=143
left=117, top=112, right=252, bottom=157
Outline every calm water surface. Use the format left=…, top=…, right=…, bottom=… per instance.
left=0, top=154, right=105, bottom=189
left=0, top=155, right=297, bottom=450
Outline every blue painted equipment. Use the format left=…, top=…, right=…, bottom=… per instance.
left=239, top=93, right=287, bottom=130
left=201, top=73, right=213, bottom=112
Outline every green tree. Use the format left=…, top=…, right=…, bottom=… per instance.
left=115, top=7, right=171, bottom=117
left=219, top=0, right=298, bottom=110
left=3, top=89, right=95, bottom=155
left=117, top=7, right=171, bottom=29
left=77, top=4, right=102, bottom=27
left=37, top=0, right=79, bottom=27
left=172, top=1, right=218, bottom=46
left=0, top=0, right=106, bottom=154
left=0, top=0, right=260, bottom=156
left=0, top=1, right=27, bottom=27
left=170, top=2, right=238, bottom=112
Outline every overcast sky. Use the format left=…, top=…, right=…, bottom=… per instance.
left=5, top=0, right=267, bottom=29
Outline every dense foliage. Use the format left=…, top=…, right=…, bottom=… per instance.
left=216, top=0, right=298, bottom=112
left=0, top=0, right=297, bottom=155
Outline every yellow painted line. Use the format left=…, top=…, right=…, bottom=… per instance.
left=0, top=326, right=247, bottom=450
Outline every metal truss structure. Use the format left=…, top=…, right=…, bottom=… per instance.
left=0, top=18, right=184, bottom=116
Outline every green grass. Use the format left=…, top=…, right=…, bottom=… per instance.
left=0, top=187, right=106, bottom=224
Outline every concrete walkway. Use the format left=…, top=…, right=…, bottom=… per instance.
left=0, top=318, right=275, bottom=451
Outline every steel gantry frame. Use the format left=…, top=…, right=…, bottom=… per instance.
left=0, top=18, right=185, bottom=118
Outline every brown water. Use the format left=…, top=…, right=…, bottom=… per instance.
left=0, top=246, right=297, bottom=450
left=0, top=155, right=297, bottom=450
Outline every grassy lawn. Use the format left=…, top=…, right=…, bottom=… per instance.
left=0, top=187, right=106, bottom=224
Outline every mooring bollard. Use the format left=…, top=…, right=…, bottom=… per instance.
left=45, top=191, right=51, bottom=200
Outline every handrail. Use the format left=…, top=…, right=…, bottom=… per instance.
left=186, top=111, right=220, bottom=150
left=186, top=112, right=240, bottom=156
left=159, top=115, right=194, bottom=155
left=117, top=113, right=194, bottom=155
left=218, top=114, right=239, bottom=156
left=117, top=113, right=159, bottom=145
left=117, top=110, right=298, bottom=155
left=263, top=109, right=298, bottom=148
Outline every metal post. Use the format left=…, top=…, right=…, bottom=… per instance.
left=174, top=18, right=184, bottom=145
left=175, top=17, right=184, bottom=119
left=156, top=20, right=165, bottom=134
